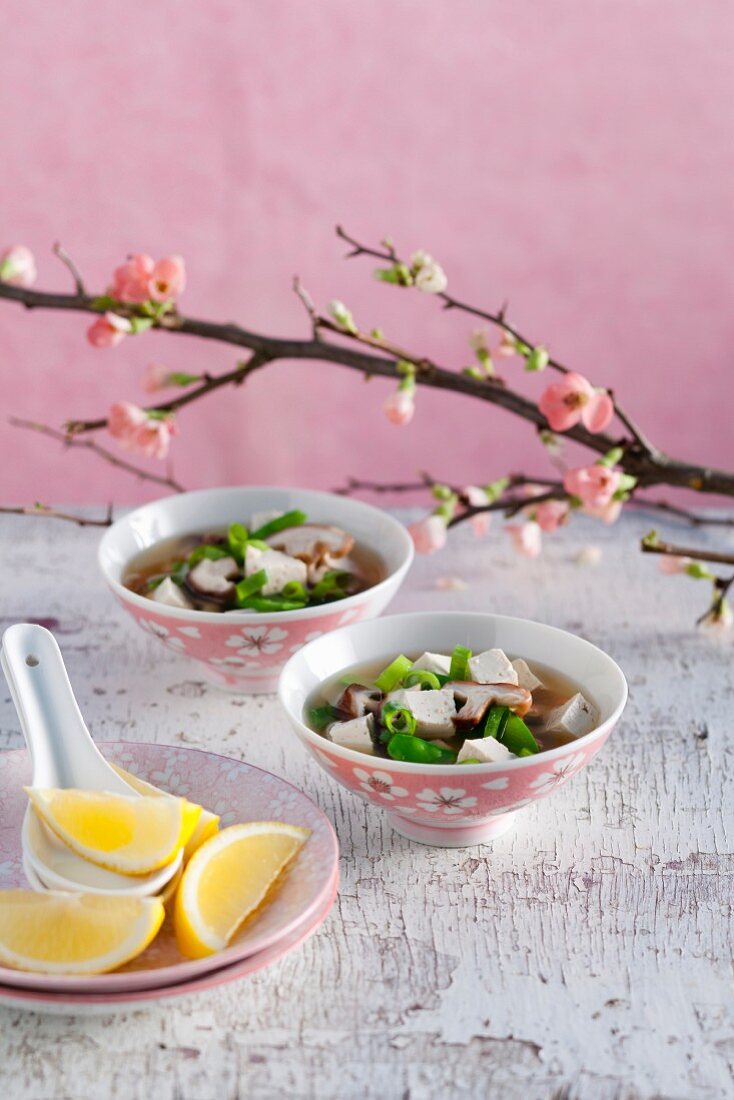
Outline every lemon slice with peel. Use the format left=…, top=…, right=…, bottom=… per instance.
left=25, top=788, right=196, bottom=875
left=0, top=891, right=164, bottom=974
left=174, top=821, right=311, bottom=958
left=110, top=764, right=219, bottom=860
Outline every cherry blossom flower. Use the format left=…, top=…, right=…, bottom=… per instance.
left=110, top=254, right=155, bottom=303
left=582, top=498, right=623, bottom=525
left=108, top=402, right=178, bottom=459
left=409, top=514, right=447, bottom=554
left=659, top=555, right=692, bottom=575
left=576, top=545, right=603, bottom=567
left=563, top=464, right=621, bottom=509
left=410, top=250, right=448, bottom=294
left=0, top=245, right=37, bottom=287
left=463, top=485, right=491, bottom=537
left=496, top=330, right=518, bottom=357
left=87, top=312, right=132, bottom=348
left=435, top=576, right=468, bottom=591
left=142, top=363, right=173, bottom=393
left=148, top=255, right=186, bottom=302
left=539, top=372, right=614, bottom=434
left=383, top=387, right=415, bottom=426
left=505, top=520, right=542, bottom=558
left=534, top=499, right=569, bottom=533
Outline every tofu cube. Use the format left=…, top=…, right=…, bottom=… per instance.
left=457, top=736, right=512, bottom=764
left=328, top=715, right=375, bottom=755
left=511, top=659, right=543, bottom=692
left=410, top=651, right=451, bottom=677
left=151, top=577, right=193, bottom=609
left=544, top=692, right=598, bottom=738
left=245, top=545, right=308, bottom=596
left=388, top=688, right=457, bottom=739
left=468, top=649, right=519, bottom=685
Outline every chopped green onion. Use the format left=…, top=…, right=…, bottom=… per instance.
left=282, top=580, right=307, bottom=601
left=310, top=570, right=350, bottom=601
left=235, top=569, right=268, bottom=606
left=483, top=705, right=510, bottom=741
left=374, top=654, right=413, bottom=693
left=434, top=673, right=451, bottom=686
left=247, top=538, right=269, bottom=551
left=238, top=595, right=307, bottom=612
left=250, top=510, right=307, bottom=541
left=517, top=748, right=534, bottom=757
left=386, top=735, right=456, bottom=764
left=227, top=522, right=249, bottom=563
left=449, top=645, right=472, bottom=681
left=382, top=701, right=417, bottom=737
left=404, top=670, right=442, bottom=691
left=497, top=714, right=540, bottom=755
left=457, top=758, right=482, bottom=765
left=309, top=705, right=338, bottom=731
left=188, top=544, right=230, bottom=567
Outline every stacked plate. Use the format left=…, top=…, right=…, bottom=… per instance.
left=0, top=743, right=339, bottom=1013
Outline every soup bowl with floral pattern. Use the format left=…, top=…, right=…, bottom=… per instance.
left=279, top=611, right=627, bottom=846
left=98, top=487, right=414, bottom=694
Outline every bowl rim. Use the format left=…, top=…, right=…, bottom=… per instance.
left=97, top=485, right=414, bottom=625
left=278, top=610, right=628, bottom=775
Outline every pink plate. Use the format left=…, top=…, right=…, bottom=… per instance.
left=0, top=865, right=339, bottom=1014
left=0, top=743, right=339, bottom=994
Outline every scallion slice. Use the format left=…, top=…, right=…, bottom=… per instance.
left=382, top=701, right=417, bottom=737
left=374, top=654, right=413, bottom=693
left=188, top=544, right=230, bottom=567
left=449, top=645, right=472, bottom=681
left=403, top=670, right=442, bottom=691
left=282, top=580, right=307, bottom=601
left=250, top=510, right=307, bottom=541
left=227, top=522, right=249, bottom=563
left=235, top=569, right=268, bottom=607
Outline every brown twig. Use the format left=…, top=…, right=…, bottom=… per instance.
left=0, top=503, right=113, bottom=527
left=9, top=418, right=185, bottom=493
left=640, top=537, right=734, bottom=568
left=52, top=242, right=86, bottom=296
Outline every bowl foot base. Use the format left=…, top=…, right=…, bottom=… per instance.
left=387, top=811, right=516, bottom=847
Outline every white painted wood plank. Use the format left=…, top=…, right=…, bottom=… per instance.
left=0, top=509, right=732, bottom=1099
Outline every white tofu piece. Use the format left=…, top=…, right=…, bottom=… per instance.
left=388, top=688, right=457, bottom=739
left=245, top=544, right=308, bottom=596
left=249, top=509, right=284, bottom=532
left=328, top=715, right=375, bottom=755
left=410, top=651, right=451, bottom=677
left=544, top=692, right=598, bottom=738
left=151, top=577, right=193, bottom=609
left=468, top=648, right=519, bottom=685
left=511, top=658, right=543, bottom=692
left=457, top=736, right=512, bottom=764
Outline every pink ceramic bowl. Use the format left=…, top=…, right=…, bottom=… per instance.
left=279, top=611, right=628, bottom=847
left=98, top=487, right=413, bottom=693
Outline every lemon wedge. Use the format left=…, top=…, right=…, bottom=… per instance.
left=0, top=891, right=164, bottom=974
left=25, top=787, right=196, bottom=875
left=110, top=764, right=219, bottom=860
left=174, top=822, right=310, bottom=958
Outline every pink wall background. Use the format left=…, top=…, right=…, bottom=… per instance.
left=2, top=1, right=733, bottom=505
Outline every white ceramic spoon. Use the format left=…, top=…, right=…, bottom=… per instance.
left=1, top=623, right=182, bottom=896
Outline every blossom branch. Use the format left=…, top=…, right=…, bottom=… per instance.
left=0, top=503, right=113, bottom=527
left=640, top=534, right=734, bottom=568
left=52, top=242, right=86, bottom=296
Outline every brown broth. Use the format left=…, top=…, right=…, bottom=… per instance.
left=308, top=654, right=592, bottom=755
left=123, top=529, right=386, bottom=610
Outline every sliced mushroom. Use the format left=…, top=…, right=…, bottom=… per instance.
left=265, top=524, right=354, bottom=565
left=336, top=683, right=384, bottom=720
left=445, top=681, right=532, bottom=729
left=186, top=556, right=239, bottom=600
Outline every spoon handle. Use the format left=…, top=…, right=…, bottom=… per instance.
left=1, top=623, right=128, bottom=792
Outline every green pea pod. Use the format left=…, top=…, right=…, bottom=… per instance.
left=387, top=734, right=456, bottom=764
left=483, top=705, right=510, bottom=740
left=188, top=544, right=230, bottom=566
left=250, top=510, right=307, bottom=541
left=498, top=714, right=540, bottom=755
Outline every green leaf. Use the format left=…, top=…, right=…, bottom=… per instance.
left=129, top=316, right=155, bottom=335
left=685, top=562, right=715, bottom=580
left=524, top=346, right=549, bottom=372
left=599, top=446, right=625, bottom=468
left=483, top=477, right=510, bottom=503
left=167, top=371, right=201, bottom=387
left=641, top=530, right=660, bottom=549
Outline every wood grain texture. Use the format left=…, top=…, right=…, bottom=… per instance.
left=0, top=510, right=732, bottom=1100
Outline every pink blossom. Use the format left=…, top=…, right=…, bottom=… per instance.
left=87, top=312, right=132, bottom=348
left=463, top=485, right=491, bottom=538
left=0, top=245, right=37, bottom=287
left=409, top=515, right=447, bottom=555
left=534, top=499, right=570, bottom=533
left=142, top=363, right=173, bottom=393
left=505, top=521, right=542, bottom=558
left=583, top=498, right=623, bottom=524
left=383, top=388, right=415, bottom=426
left=539, top=372, right=614, bottom=434
left=659, top=555, right=692, bottom=575
left=435, top=576, right=468, bottom=591
left=110, top=254, right=155, bottom=303
left=108, top=402, right=178, bottom=459
left=496, top=330, right=517, bottom=357
left=148, top=255, right=186, bottom=302
left=563, top=464, right=621, bottom=509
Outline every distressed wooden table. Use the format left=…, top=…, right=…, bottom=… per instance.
left=0, top=509, right=732, bottom=1100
